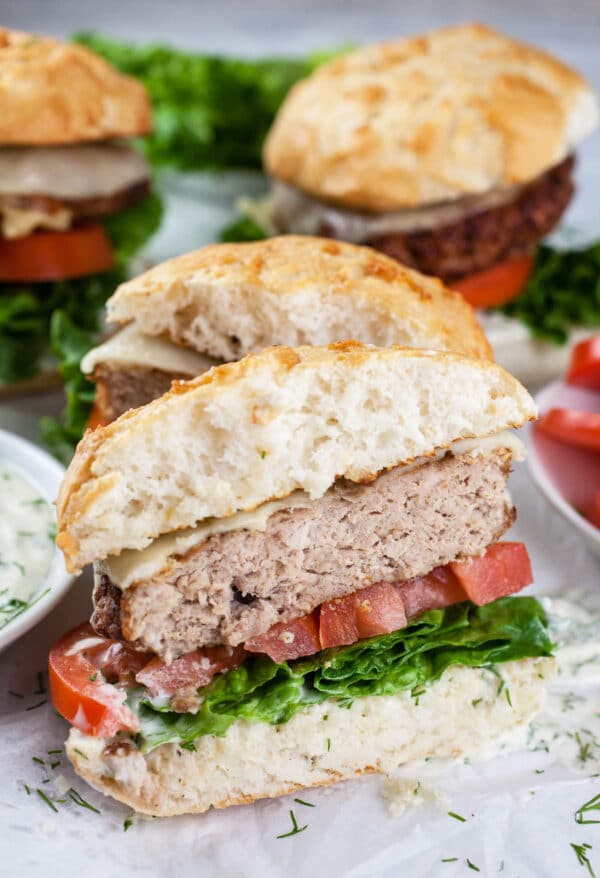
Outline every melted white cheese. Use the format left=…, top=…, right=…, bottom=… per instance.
left=0, top=143, right=150, bottom=199
left=102, top=430, right=524, bottom=590
left=269, top=180, right=522, bottom=240
left=1, top=205, right=71, bottom=239
left=0, top=464, right=55, bottom=623
left=81, top=324, right=220, bottom=377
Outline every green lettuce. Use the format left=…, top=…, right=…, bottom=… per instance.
left=74, top=34, right=350, bottom=172
left=500, top=241, right=600, bottom=344
left=134, top=596, right=553, bottom=753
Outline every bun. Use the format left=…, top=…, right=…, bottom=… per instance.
left=0, top=28, right=151, bottom=144
left=57, top=343, right=535, bottom=571
left=66, top=656, right=553, bottom=816
left=107, top=236, right=491, bottom=361
left=264, top=23, right=598, bottom=211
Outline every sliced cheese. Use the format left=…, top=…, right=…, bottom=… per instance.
left=0, top=143, right=150, bottom=200
left=81, top=324, right=220, bottom=377
left=269, top=180, right=522, bottom=241
left=101, top=430, right=524, bottom=590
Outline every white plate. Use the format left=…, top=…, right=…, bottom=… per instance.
left=0, top=428, right=73, bottom=651
left=527, top=379, right=600, bottom=559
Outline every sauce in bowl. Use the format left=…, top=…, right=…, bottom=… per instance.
left=0, top=463, right=56, bottom=629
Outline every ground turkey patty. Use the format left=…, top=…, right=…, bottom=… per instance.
left=327, top=157, right=574, bottom=282
left=92, top=363, right=188, bottom=423
left=92, top=449, right=515, bottom=661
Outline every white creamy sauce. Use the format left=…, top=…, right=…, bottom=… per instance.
left=525, top=593, right=600, bottom=773
left=268, top=180, right=523, bottom=240
left=101, top=430, right=524, bottom=590
left=81, top=324, right=220, bottom=377
left=0, top=143, right=150, bottom=199
left=0, top=464, right=55, bottom=626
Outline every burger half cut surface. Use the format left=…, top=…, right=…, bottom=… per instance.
left=79, top=235, right=491, bottom=427
left=263, top=23, right=598, bottom=309
left=51, top=343, right=555, bottom=816
left=0, top=29, right=161, bottom=388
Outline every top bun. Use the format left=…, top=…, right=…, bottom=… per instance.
left=0, top=29, right=151, bottom=144
left=57, top=342, right=535, bottom=571
left=107, top=236, right=491, bottom=361
left=264, top=23, right=598, bottom=211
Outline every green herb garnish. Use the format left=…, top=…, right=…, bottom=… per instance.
left=576, top=794, right=600, bottom=825
left=571, top=842, right=596, bottom=877
left=276, top=809, right=308, bottom=839
left=448, top=811, right=467, bottom=823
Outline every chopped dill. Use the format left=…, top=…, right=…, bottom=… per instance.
left=448, top=811, right=467, bottom=823
left=276, top=809, right=308, bottom=839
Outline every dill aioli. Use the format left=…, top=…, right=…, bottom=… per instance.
left=0, top=463, right=56, bottom=627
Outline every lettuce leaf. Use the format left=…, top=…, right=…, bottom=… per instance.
left=73, top=34, right=350, bottom=172
left=134, top=596, right=553, bottom=753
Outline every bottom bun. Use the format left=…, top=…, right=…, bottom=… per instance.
left=66, top=657, right=554, bottom=817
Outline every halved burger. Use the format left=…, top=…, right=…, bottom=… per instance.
left=0, top=28, right=161, bottom=388
left=51, top=342, right=554, bottom=816
left=258, top=23, right=599, bottom=384
left=78, top=235, right=491, bottom=425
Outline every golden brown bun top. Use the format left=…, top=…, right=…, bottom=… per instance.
left=108, top=236, right=492, bottom=362
left=264, top=23, right=598, bottom=211
left=0, top=29, right=151, bottom=144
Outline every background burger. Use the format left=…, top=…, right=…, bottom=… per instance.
left=258, top=23, right=599, bottom=384
left=0, top=28, right=161, bottom=394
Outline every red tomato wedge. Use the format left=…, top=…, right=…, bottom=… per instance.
left=536, top=407, right=600, bottom=452
left=49, top=623, right=141, bottom=737
left=451, top=253, right=534, bottom=309
left=449, top=542, right=533, bottom=606
left=319, top=583, right=407, bottom=649
left=136, top=646, right=246, bottom=697
left=566, top=337, right=600, bottom=390
left=245, top=612, right=320, bottom=662
left=0, top=224, right=114, bottom=282
left=400, top=566, right=467, bottom=620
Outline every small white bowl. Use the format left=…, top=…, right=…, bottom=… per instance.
left=0, top=429, right=73, bottom=652
left=527, top=380, right=600, bottom=559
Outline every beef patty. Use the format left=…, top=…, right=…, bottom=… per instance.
left=0, top=178, right=150, bottom=227
left=92, top=448, right=515, bottom=661
left=325, top=157, right=574, bottom=282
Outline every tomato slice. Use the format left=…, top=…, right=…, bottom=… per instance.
left=449, top=542, right=533, bottom=606
left=451, top=253, right=534, bottom=309
left=86, top=402, right=109, bottom=431
left=400, top=566, right=467, bottom=620
left=0, top=225, right=114, bottom=282
left=536, top=408, right=600, bottom=452
left=566, top=337, right=600, bottom=390
left=49, top=623, right=141, bottom=737
left=245, top=612, right=320, bottom=662
left=319, top=583, right=407, bottom=649
left=136, top=646, right=246, bottom=697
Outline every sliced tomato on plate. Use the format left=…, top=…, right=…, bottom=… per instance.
left=49, top=623, right=142, bottom=737
left=400, top=565, right=467, bottom=620
left=449, top=542, right=533, bottom=606
left=136, top=645, right=246, bottom=697
left=451, top=253, right=534, bottom=309
left=0, top=224, right=114, bottom=282
left=566, top=337, right=600, bottom=390
left=245, top=612, right=320, bottom=662
left=319, top=583, right=407, bottom=649
left=536, top=407, right=600, bottom=452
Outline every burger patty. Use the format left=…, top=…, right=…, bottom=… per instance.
left=0, top=178, right=150, bottom=226
left=92, top=448, right=514, bottom=661
left=366, top=156, right=574, bottom=281
left=93, top=363, right=186, bottom=423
